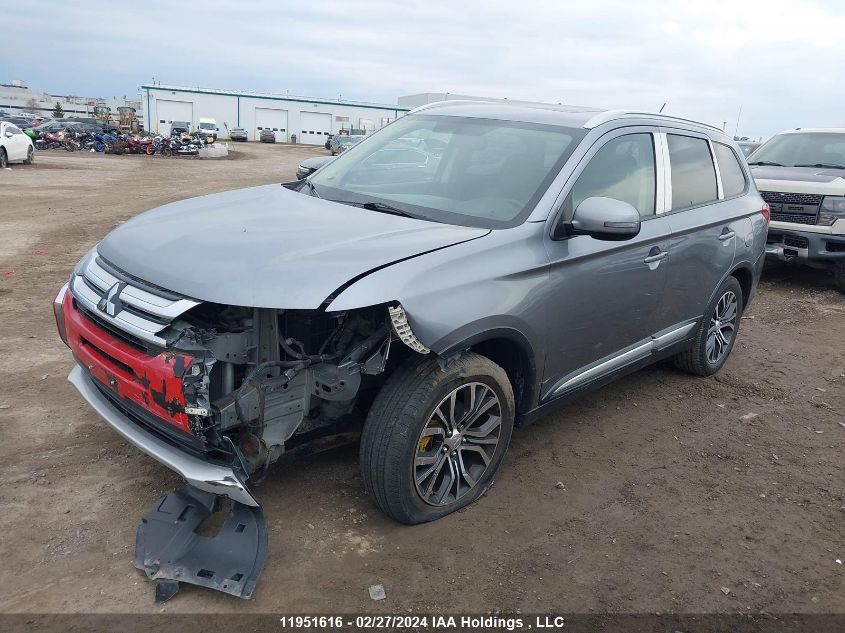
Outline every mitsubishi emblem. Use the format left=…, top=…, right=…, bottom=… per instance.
left=97, top=282, right=125, bottom=317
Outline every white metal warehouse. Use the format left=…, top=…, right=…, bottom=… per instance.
left=141, top=84, right=410, bottom=144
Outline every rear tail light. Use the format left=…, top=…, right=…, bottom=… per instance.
left=54, top=283, right=69, bottom=347
left=761, top=202, right=771, bottom=224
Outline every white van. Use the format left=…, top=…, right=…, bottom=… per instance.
left=198, top=117, right=219, bottom=140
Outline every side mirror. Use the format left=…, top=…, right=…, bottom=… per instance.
left=567, top=196, right=641, bottom=240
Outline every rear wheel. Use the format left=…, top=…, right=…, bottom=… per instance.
left=674, top=276, right=743, bottom=376
left=0, top=148, right=7, bottom=168
left=360, top=353, right=515, bottom=524
left=24, top=146, right=34, bottom=165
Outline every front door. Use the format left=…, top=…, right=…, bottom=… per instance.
left=542, top=129, right=672, bottom=400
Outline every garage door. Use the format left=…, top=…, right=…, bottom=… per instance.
left=255, top=108, right=288, bottom=143
left=156, top=100, right=193, bottom=135
left=299, top=111, right=331, bottom=145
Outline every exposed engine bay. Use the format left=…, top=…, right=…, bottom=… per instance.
left=166, top=301, right=404, bottom=477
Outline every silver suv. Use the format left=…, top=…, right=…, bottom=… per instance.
left=55, top=102, right=768, bottom=528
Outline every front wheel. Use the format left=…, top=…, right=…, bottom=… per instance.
left=0, top=148, right=7, bottom=169
left=674, top=276, right=743, bottom=376
left=360, top=353, right=515, bottom=524
left=24, top=146, right=34, bottom=165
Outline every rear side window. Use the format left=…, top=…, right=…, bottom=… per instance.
left=713, top=142, right=747, bottom=198
left=667, top=134, right=718, bottom=210
left=571, top=133, right=656, bottom=217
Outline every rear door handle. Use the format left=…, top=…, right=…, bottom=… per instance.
left=718, top=230, right=736, bottom=241
left=643, top=250, right=669, bottom=263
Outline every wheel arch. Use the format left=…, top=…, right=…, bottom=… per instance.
left=728, top=263, right=754, bottom=313
left=433, top=326, right=540, bottom=416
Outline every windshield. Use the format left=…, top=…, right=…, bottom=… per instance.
left=748, top=132, right=845, bottom=168
left=339, top=136, right=363, bottom=146
left=199, top=122, right=215, bottom=129
left=309, top=114, right=584, bottom=228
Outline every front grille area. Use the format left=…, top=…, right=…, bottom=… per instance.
left=783, top=235, right=810, bottom=249
left=771, top=212, right=817, bottom=224
left=760, top=191, right=823, bottom=206
left=68, top=253, right=200, bottom=346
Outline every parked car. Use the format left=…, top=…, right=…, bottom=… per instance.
left=329, top=134, right=364, bottom=155
left=54, top=103, right=766, bottom=594
left=170, top=121, right=191, bottom=136
left=1, top=120, right=35, bottom=167
left=0, top=116, right=33, bottom=129
left=259, top=128, right=276, bottom=143
left=230, top=128, right=248, bottom=142
left=748, top=128, right=845, bottom=291
left=296, top=155, right=335, bottom=179
left=737, top=141, right=760, bottom=157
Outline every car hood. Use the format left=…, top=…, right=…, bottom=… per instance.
left=97, top=184, right=489, bottom=309
left=751, top=165, right=845, bottom=194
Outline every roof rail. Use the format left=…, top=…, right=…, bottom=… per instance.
left=584, top=110, right=725, bottom=133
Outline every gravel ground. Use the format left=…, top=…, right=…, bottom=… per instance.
left=0, top=143, right=842, bottom=614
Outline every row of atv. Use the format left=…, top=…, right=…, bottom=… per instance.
left=32, top=129, right=214, bottom=156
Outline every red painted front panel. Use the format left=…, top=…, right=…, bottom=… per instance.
left=62, top=291, right=195, bottom=434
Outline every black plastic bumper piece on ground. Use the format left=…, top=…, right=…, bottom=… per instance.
left=134, top=484, right=268, bottom=601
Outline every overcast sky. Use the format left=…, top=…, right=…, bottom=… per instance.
left=4, top=0, right=844, bottom=139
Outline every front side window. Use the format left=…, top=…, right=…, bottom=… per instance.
left=571, top=133, right=656, bottom=216
left=309, top=114, right=585, bottom=228
left=667, top=134, right=718, bottom=210
left=713, top=142, right=747, bottom=198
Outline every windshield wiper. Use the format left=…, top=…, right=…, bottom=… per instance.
left=301, top=179, right=321, bottom=198
left=342, top=200, right=415, bottom=218
left=794, top=163, right=845, bottom=169
left=747, top=160, right=784, bottom=166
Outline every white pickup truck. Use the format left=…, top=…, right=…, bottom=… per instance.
left=748, top=128, right=845, bottom=292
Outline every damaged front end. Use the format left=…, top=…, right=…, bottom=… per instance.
left=57, top=252, right=418, bottom=599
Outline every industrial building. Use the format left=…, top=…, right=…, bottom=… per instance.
left=141, top=84, right=411, bottom=144
left=0, top=79, right=142, bottom=125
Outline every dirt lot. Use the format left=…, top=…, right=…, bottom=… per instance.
left=0, top=143, right=842, bottom=615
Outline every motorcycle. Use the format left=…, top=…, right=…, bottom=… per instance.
left=146, top=135, right=173, bottom=157
left=123, top=134, right=153, bottom=155
left=170, top=134, right=201, bottom=156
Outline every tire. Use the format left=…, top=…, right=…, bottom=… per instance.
left=24, top=146, right=34, bottom=165
left=674, top=276, right=743, bottom=376
left=834, top=261, right=845, bottom=294
left=360, top=352, right=515, bottom=524
left=0, top=148, right=7, bottom=169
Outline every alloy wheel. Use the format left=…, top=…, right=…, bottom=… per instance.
left=414, top=382, right=502, bottom=506
left=706, top=290, right=738, bottom=364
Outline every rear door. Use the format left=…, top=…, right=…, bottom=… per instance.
left=659, top=130, right=749, bottom=324
left=542, top=128, right=673, bottom=399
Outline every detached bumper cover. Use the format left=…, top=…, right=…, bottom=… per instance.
left=69, top=365, right=258, bottom=506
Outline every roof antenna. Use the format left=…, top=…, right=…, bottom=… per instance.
left=659, top=102, right=667, bottom=113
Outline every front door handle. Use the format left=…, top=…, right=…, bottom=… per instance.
left=718, top=230, right=736, bottom=241
left=644, top=250, right=669, bottom=264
